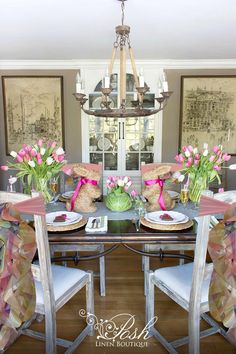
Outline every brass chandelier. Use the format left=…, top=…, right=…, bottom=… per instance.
left=73, top=0, right=173, bottom=118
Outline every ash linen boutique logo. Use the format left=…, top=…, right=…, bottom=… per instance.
left=79, top=309, right=158, bottom=348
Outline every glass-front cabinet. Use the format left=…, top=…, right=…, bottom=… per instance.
left=81, top=71, right=162, bottom=193
left=89, top=116, right=154, bottom=172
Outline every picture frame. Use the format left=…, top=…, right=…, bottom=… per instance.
left=179, top=76, right=236, bottom=155
left=2, top=76, right=64, bottom=154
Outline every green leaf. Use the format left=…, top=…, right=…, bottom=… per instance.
left=27, top=174, right=32, bottom=187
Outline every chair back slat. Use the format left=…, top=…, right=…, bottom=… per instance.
left=188, top=190, right=213, bottom=353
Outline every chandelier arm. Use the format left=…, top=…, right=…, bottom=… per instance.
left=128, top=47, right=141, bottom=100
left=109, top=47, right=117, bottom=76
left=120, top=45, right=126, bottom=103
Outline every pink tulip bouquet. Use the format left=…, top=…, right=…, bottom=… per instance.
left=105, top=176, right=137, bottom=211
left=175, top=143, right=231, bottom=203
left=1, top=139, right=66, bottom=201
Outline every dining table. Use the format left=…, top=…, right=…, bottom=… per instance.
left=47, top=201, right=198, bottom=262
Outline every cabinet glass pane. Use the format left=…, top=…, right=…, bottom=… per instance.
left=90, top=153, right=103, bottom=165
left=126, top=153, right=139, bottom=170
left=141, top=153, right=154, bottom=164
left=104, top=153, right=117, bottom=171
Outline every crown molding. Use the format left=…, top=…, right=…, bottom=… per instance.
left=0, top=59, right=236, bottom=70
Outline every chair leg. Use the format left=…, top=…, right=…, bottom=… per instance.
left=143, top=244, right=150, bottom=296
left=44, top=305, right=57, bottom=354
left=99, top=255, right=106, bottom=296
left=188, top=304, right=201, bottom=354
left=146, top=271, right=154, bottom=334
left=86, top=271, right=95, bottom=336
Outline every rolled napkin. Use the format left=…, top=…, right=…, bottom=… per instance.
left=85, top=216, right=108, bottom=233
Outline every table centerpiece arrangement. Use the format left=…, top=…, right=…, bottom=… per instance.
left=175, top=143, right=231, bottom=203
left=105, top=176, right=137, bottom=212
left=1, top=139, right=66, bottom=202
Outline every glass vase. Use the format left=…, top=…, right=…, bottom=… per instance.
left=189, top=174, right=208, bottom=204
left=31, top=176, right=52, bottom=203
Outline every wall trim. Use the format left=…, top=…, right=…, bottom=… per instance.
left=1, top=59, right=236, bottom=70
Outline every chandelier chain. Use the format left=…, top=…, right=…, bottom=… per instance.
left=121, top=0, right=125, bottom=25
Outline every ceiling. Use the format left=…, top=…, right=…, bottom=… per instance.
left=1, top=0, right=236, bottom=60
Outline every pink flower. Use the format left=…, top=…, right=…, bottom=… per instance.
left=175, top=155, right=180, bottom=162
left=37, top=159, right=43, bottom=165
left=213, top=145, right=220, bottom=153
left=16, top=155, right=23, bottom=163
left=216, top=158, right=222, bottom=164
left=213, top=165, right=221, bottom=171
left=222, top=153, right=231, bottom=161
left=51, top=141, right=57, bottom=149
left=209, top=155, right=215, bottom=162
left=186, top=157, right=193, bottom=167
left=30, top=149, right=37, bottom=157
left=53, top=153, right=60, bottom=162
left=195, top=154, right=200, bottom=160
left=218, top=188, right=224, bottom=193
left=0, top=165, right=9, bottom=171
left=217, top=150, right=222, bottom=156
left=36, top=152, right=42, bottom=159
left=194, top=159, right=200, bottom=166
left=182, top=146, right=187, bottom=152
left=62, top=166, right=72, bottom=176
left=178, top=154, right=185, bottom=163
left=37, top=139, right=43, bottom=147
left=24, top=154, right=30, bottom=161
left=131, top=189, right=138, bottom=198
left=58, top=155, right=65, bottom=162
left=187, top=145, right=193, bottom=153
left=18, top=149, right=26, bottom=157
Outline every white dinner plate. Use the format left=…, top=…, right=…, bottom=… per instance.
left=145, top=215, right=189, bottom=225
left=46, top=211, right=82, bottom=226
left=61, top=191, right=74, bottom=199
left=145, top=211, right=187, bottom=224
left=214, top=190, right=236, bottom=204
left=166, top=190, right=180, bottom=200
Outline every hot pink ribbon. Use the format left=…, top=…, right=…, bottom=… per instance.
left=144, top=178, right=166, bottom=210
left=70, top=178, right=98, bottom=211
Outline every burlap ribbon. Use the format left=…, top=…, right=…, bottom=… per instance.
left=0, top=195, right=45, bottom=350
left=199, top=195, right=236, bottom=345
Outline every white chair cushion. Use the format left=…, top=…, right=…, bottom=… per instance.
left=154, top=262, right=212, bottom=304
left=35, top=265, right=86, bottom=306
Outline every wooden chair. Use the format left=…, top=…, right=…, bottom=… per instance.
left=56, top=162, right=106, bottom=296
left=0, top=191, right=94, bottom=354
left=140, top=162, right=195, bottom=295
left=145, top=190, right=229, bottom=354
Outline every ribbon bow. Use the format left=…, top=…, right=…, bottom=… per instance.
left=144, top=178, right=166, bottom=210
left=71, top=177, right=98, bottom=211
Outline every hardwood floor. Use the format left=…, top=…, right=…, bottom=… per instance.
left=7, top=246, right=235, bottom=354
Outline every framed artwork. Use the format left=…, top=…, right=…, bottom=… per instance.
left=2, top=76, right=64, bottom=154
left=179, top=76, right=236, bottom=155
